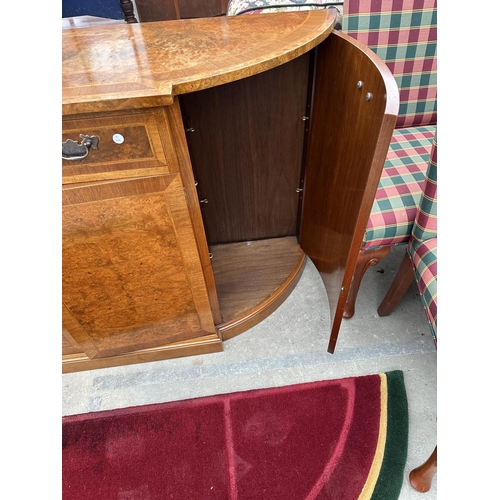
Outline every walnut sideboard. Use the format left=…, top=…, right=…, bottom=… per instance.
left=62, top=10, right=398, bottom=373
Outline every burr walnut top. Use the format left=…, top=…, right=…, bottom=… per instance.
left=62, top=10, right=336, bottom=115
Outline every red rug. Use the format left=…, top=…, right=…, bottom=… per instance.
left=62, top=371, right=408, bottom=499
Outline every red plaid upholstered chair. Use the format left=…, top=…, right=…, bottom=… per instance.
left=378, top=135, right=437, bottom=493
left=342, top=0, right=437, bottom=318
left=377, top=135, right=437, bottom=341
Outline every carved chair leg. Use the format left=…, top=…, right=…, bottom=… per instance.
left=120, top=0, right=138, bottom=23
left=409, top=446, right=437, bottom=493
left=343, top=247, right=390, bottom=318
left=377, top=250, right=414, bottom=317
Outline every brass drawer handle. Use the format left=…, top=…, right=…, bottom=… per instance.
left=62, top=134, right=99, bottom=161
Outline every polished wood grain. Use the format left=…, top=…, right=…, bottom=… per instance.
left=63, top=100, right=221, bottom=323
left=62, top=333, right=223, bottom=373
left=63, top=303, right=99, bottom=359
left=409, top=446, right=437, bottom=493
left=180, top=53, right=310, bottom=244
left=62, top=174, right=217, bottom=359
left=62, top=325, right=86, bottom=356
left=62, top=10, right=336, bottom=115
left=299, top=30, right=399, bottom=353
left=164, top=98, right=223, bottom=324
left=377, top=250, right=415, bottom=317
left=210, top=237, right=306, bottom=340
left=344, top=247, right=390, bottom=318
left=62, top=108, right=174, bottom=184
left=61, top=13, right=400, bottom=371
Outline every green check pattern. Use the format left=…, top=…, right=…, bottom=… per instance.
left=411, top=135, right=437, bottom=243
left=408, top=136, right=437, bottom=341
left=363, top=126, right=435, bottom=249
left=343, top=0, right=437, bottom=128
left=343, top=0, right=437, bottom=252
left=409, top=237, right=437, bottom=341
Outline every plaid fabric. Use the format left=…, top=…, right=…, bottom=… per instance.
left=343, top=0, right=437, bottom=128
left=363, top=125, right=435, bottom=249
left=409, top=237, right=437, bottom=340
left=227, top=0, right=341, bottom=16
left=412, top=135, right=437, bottom=243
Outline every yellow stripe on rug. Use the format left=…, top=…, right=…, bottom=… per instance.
left=358, top=373, right=388, bottom=500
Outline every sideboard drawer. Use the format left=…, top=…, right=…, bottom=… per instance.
left=62, top=109, right=176, bottom=183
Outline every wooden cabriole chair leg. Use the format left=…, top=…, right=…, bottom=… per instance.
left=409, top=446, right=437, bottom=492
left=377, top=251, right=415, bottom=317
left=343, top=247, right=390, bottom=318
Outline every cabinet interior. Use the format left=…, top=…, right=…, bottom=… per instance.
left=180, top=53, right=314, bottom=327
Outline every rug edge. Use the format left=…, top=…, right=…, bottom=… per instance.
left=370, top=370, right=409, bottom=500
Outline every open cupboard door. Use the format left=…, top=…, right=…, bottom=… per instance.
left=299, top=31, right=399, bottom=353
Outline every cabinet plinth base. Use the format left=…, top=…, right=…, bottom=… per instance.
left=62, top=334, right=223, bottom=373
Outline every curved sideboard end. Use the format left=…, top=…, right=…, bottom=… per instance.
left=62, top=10, right=337, bottom=115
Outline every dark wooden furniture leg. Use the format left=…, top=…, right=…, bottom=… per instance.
left=343, top=247, right=390, bottom=318
left=409, top=446, right=437, bottom=492
left=377, top=250, right=414, bottom=316
left=120, top=0, right=138, bottom=23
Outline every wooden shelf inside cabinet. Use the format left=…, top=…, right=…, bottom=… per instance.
left=62, top=11, right=398, bottom=372
left=211, top=237, right=306, bottom=341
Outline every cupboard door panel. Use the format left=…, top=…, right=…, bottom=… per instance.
left=300, top=32, right=398, bottom=352
left=62, top=174, right=217, bottom=359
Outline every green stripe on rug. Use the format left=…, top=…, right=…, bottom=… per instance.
left=371, top=370, right=409, bottom=500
